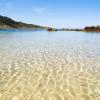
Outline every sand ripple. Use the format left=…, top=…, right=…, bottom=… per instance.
left=0, top=48, right=100, bottom=100
left=0, top=31, right=100, bottom=100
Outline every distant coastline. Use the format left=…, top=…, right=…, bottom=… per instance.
left=0, top=15, right=100, bottom=32
left=47, top=26, right=100, bottom=32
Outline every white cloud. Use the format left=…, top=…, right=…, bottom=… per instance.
left=34, top=7, right=47, bottom=14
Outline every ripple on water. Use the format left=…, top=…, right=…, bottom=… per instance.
left=0, top=31, right=100, bottom=100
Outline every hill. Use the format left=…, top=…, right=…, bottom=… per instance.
left=0, top=15, right=46, bottom=29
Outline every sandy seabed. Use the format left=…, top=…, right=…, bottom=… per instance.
left=0, top=47, right=100, bottom=100
left=0, top=31, right=100, bottom=100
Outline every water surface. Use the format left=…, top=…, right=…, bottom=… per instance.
left=0, top=30, right=100, bottom=100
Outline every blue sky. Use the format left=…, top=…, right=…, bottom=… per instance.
left=0, top=0, right=100, bottom=28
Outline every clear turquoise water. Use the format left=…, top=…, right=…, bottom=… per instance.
left=0, top=30, right=100, bottom=100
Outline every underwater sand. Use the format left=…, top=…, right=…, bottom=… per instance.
left=0, top=30, right=100, bottom=100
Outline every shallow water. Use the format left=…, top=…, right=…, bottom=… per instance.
left=0, top=30, right=100, bottom=100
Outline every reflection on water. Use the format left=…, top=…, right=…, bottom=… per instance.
left=0, top=30, right=100, bottom=100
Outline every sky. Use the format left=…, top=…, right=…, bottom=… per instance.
left=0, top=0, right=100, bottom=28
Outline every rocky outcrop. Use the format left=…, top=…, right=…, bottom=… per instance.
left=84, top=26, right=100, bottom=32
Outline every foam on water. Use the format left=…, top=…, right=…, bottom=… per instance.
left=0, top=30, right=100, bottom=100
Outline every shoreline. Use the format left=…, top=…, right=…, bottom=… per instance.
left=0, top=28, right=100, bottom=33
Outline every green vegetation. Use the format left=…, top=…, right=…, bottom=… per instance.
left=47, top=27, right=58, bottom=31
left=84, top=26, right=100, bottom=32
left=0, top=15, right=47, bottom=29
left=61, top=28, right=83, bottom=31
